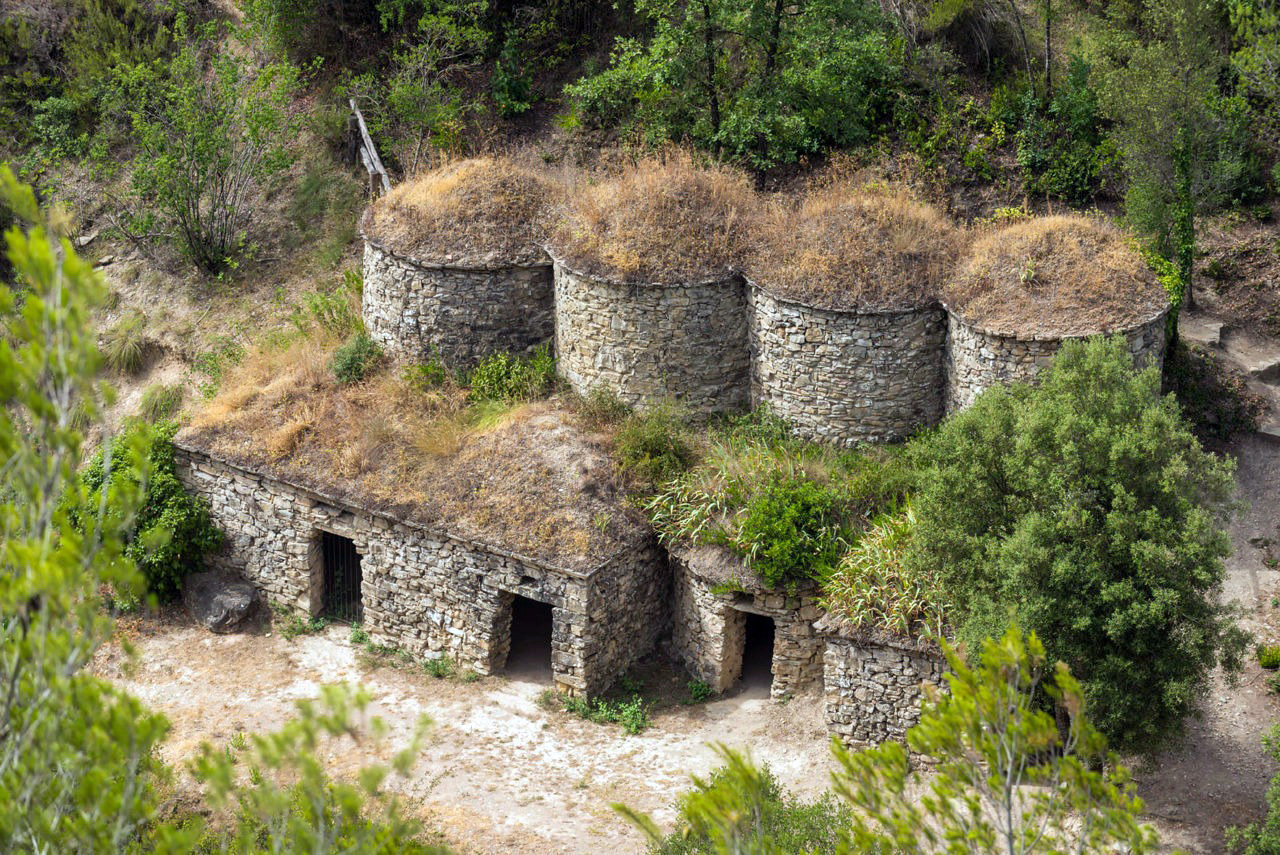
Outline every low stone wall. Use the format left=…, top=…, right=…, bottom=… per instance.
left=748, top=285, right=946, bottom=445
left=553, top=259, right=750, bottom=414
left=671, top=548, right=824, bottom=700
left=945, top=308, right=1169, bottom=411
left=362, top=239, right=554, bottom=369
left=819, top=619, right=946, bottom=745
left=175, top=445, right=665, bottom=696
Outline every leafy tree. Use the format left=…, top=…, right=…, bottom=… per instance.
left=1097, top=0, right=1257, bottom=307
left=80, top=420, right=223, bottom=603
left=115, top=16, right=302, bottom=272
left=0, top=164, right=169, bottom=851
left=566, top=0, right=901, bottom=167
left=1227, top=0, right=1280, bottom=170
left=907, top=336, right=1247, bottom=753
left=619, top=627, right=1158, bottom=854
left=0, top=165, right=451, bottom=853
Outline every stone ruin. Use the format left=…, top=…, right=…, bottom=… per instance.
left=175, top=163, right=1172, bottom=747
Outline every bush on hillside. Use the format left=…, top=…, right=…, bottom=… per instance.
left=331, top=332, right=382, bottom=384
left=906, top=335, right=1247, bottom=753
left=466, top=346, right=556, bottom=404
left=737, top=474, right=846, bottom=589
left=81, top=421, right=222, bottom=602
left=614, top=402, right=697, bottom=486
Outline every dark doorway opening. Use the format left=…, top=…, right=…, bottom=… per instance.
left=320, top=532, right=362, bottom=623
left=738, top=611, right=775, bottom=697
left=504, top=595, right=553, bottom=681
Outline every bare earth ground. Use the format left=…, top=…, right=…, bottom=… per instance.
left=95, top=625, right=834, bottom=854
left=92, top=436, right=1280, bottom=855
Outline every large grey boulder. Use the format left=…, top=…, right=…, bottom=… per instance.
left=183, top=571, right=258, bottom=633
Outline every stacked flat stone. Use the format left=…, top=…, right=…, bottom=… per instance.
left=552, top=256, right=750, bottom=414
left=362, top=239, right=553, bottom=369
left=746, top=286, right=946, bottom=446
left=175, top=443, right=667, bottom=697
left=816, top=615, right=946, bottom=745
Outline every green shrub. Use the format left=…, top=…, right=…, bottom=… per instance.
left=80, top=421, right=222, bottom=602
left=685, top=679, right=713, bottom=704
left=1258, top=645, right=1280, bottom=669
left=557, top=692, right=653, bottom=734
left=736, top=474, right=846, bottom=588
left=403, top=358, right=449, bottom=392
left=331, top=332, right=382, bottom=384
left=650, top=760, right=852, bottom=854
left=614, top=403, right=696, bottom=486
left=466, top=346, right=556, bottom=403
left=906, top=335, right=1246, bottom=753
left=492, top=31, right=534, bottom=118
left=293, top=271, right=363, bottom=338
left=424, top=656, right=455, bottom=679
left=138, top=383, right=183, bottom=422
left=102, top=311, right=148, bottom=375
left=576, top=386, right=632, bottom=427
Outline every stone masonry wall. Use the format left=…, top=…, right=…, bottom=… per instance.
left=175, top=446, right=664, bottom=696
left=748, top=285, right=946, bottom=445
left=671, top=556, right=824, bottom=700
left=945, top=308, right=1169, bottom=412
left=821, top=629, right=946, bottom=745
left=553, top=260, right=750, bottom=415
left=362, top=239, right=554, bottom=369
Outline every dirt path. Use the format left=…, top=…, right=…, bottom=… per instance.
left=1137, top=434, right=1280, bottom=853
left=96, top=623, right=834, bottom=854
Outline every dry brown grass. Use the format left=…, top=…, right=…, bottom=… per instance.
left=548, top=152, right=757, bottom=284
left=362, top=155, right=566, bottom=267
left=946, top=215, right=1168, bottom=336
left=181, top=337, right=642, bottom=569
left=745, top=183, right=959, bottom=311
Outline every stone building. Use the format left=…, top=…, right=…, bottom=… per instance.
left=747, top=284, right=946, bottom=445
left=816, top=615, right=947, bottom=745
left=358, top=157, right=562, bottom=369
left=670, top=546, right=825, bottom=700
left=362, top=238, right=553, bottom=369
left=175, top=440, right=668, bottom=697
left=552, top=256, right=751, bottom=415
left=743, top=188, right=957, bottom=445
left=943, top=215, right=1171, bottom=411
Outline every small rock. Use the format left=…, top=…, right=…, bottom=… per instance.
left=75, top=229, right=99, bottom=248
left=95, top=254, right=116, bottom=267
left=183, top=571, right=259, bottom=633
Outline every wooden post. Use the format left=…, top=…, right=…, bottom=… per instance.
left=349, top=98, right=391, bottom=196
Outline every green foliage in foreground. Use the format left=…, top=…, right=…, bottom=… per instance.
left=81, top=420, right=223, bottom=603
left=0, top=168, right=450, bottom=854
left=907, top=335, right=1247, bottom=753
left=620, top=627, right=1158, bottom=854
left=466, top=345, right=557, bottom=404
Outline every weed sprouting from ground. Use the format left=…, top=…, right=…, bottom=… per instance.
left=546, top=690, right=653, bottom=735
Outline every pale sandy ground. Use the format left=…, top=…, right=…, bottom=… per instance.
left=94, top=434, right=1280, bottom=854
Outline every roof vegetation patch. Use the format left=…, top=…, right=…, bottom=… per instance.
left=179, top=336, right=642, bottom=570
left=946, top=215, right=1168, bottom=337
left=548, top=153, right=757, bottom=285
left=362, top=156, right=564, bottom=267
left=745, top=184, right=959, bottom=311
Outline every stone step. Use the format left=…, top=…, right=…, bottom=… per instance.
left=1221, top=328, right=1280, bottom=385
left=1180, top=312, right=1225, bottom=349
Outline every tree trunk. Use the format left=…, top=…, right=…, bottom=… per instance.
left=700, top=0, right=722, bottom=148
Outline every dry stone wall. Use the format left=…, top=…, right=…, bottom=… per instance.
left=362, top=239, right=554, bottom=369
left=175, top=445, right=665, bottom=696
left=945, top=309, right=1169, bottom=411
left=552, top=260, right=750, bottom=414
left=748, top=285, right=946, bottom=445
left=819, top=620, right=946, bottom=745
left=671, top=550, right=824, bottom=700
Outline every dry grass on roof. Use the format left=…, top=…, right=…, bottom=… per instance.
left=362, top=155, right=566, bottom=267
left=180, top=337, right=644, bottom=571
left=548, top=152, right=757, bottom=284
left=947, top=215, right=1168, bottom=337
left=745, top=183, right=959, bottom=311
